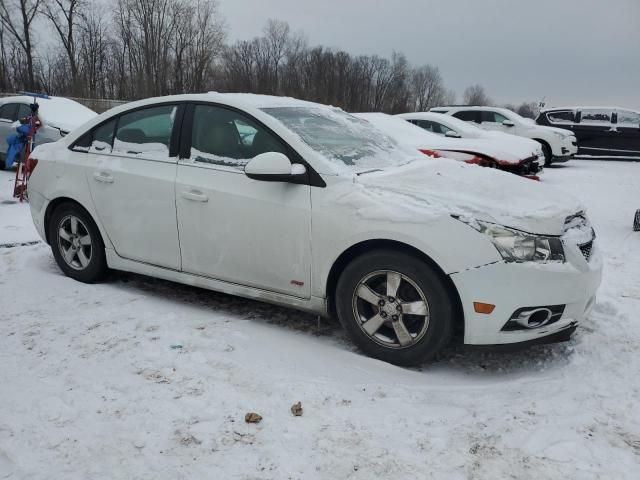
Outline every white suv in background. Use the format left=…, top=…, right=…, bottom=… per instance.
left=431, top=106, right=577, bottom=166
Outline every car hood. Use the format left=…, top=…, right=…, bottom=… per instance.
left=351, top=159, right=583, bottom=235
left=526, top=123, right=574, bottom=137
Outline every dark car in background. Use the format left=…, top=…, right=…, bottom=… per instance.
left=536, top=107, right=640, bottom=158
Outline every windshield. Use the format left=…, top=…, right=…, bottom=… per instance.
left=436, top=115, right=486, bottom=136
left=262, top=106, right=416, bottom=171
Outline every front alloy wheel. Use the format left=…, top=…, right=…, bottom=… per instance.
left=353, top=270, right=430, bottom=349
left=336, top=249, right=454, bottom=366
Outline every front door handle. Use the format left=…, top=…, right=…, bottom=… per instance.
left=181, top=190, right=209, bottom=202
left=93, top=171, right=114, bottom=183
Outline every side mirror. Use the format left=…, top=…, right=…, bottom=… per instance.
left=444, top=130, right=461, bottom=138
left=502, top=119, right=515, bottom=127
left=244, top=152, right=307, bottom=182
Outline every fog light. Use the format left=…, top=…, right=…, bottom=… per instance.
left=501, top=305, right=565, bottom=331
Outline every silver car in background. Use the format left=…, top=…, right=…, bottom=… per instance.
left=0, top=95, right=97, bottom=169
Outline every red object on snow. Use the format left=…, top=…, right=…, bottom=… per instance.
left=13, top=108, right=41, bottom=202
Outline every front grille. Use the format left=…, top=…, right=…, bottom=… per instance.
left=579, top=240, right=593, bottom=261
left=563, top=212, right=596, bottom=262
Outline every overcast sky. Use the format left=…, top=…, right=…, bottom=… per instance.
left=219, top=0, right=640, bottom=109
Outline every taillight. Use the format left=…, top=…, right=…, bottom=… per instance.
left=26, top=157, right=38, bottom=175
left=419, top=149, right=442, bottom=158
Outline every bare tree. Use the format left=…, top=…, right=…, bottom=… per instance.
left=410, top=64, right=447, bottom=111
left=0, top=0, right=42, bottom=90
left=516, top=101, right=537, bottom=118
left=42, top=0, right=84, bottom=94
left=463, top=84, right=492, bottom=106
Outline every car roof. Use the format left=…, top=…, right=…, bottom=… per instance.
left=104, top=92, right=330, bottom=112
left=432, top=105, right=513, bottom=114
left=398, top=111, right=454, bottom=121
left=540, top=106, right=639, bottom=113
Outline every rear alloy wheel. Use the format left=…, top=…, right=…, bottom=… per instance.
left=49, top=203, right=107, bottom=283
left=336, top=250, right=454, bottom=366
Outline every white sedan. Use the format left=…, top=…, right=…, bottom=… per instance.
left=27, top=93, right=602, bottom=365
left=430, top=106, right=578, bottom=166
left=397, top=110, right=545, bottom=162
left=355, top=112, right=543, bottom=176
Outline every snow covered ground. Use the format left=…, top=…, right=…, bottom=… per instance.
left=1, top=160, right=639, bottom=479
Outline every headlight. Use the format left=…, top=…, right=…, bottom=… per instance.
left=460, top=219, right=564, bottom=263
left=552, top=131, right=568, bottom=140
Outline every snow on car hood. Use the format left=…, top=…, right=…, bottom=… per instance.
left=347, top=158, right=584, bottom=235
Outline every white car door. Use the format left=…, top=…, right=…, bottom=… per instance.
left=83, top=104, right=182, bottom=269
left=175, top=103, right=312, bottom=298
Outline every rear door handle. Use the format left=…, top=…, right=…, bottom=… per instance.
left=93, top=171, right=114, bottom=183
left=181, top=190, right=209, bottom=202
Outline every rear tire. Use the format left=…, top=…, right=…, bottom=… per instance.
left=335, top=249, right=454, bottom=366
left=634, top=210, right=640, bottom=232
left=48, top=202, right=108, bottom=283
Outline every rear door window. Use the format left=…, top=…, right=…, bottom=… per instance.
left=113, top=105, right=177, bottom=159
left=480, top=111, right=508, bottom=124
left=579, top=109, right=613, bottom=125
left=452, top=110, right=479, bottom=123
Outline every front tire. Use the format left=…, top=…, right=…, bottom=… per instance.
left=538, top=142, right=552, bottom=167
left=634, top=210, right=640, bottom=232
left=48, top=203, right=108, bottom=283
left=335, top=249, right=454, bottom=366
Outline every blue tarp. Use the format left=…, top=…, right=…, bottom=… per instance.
left=5, top=124, right=30, bottom=169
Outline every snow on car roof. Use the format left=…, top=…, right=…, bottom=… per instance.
left=207, top=92, right=329, bottom=109
left=0, top=95, right=97, bottom=131
left=540, top=106, right=639, bottom=113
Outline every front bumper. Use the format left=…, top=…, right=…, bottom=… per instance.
left=554, top=137, right=578, bottom=161
left=29, top=190, right=48, bottom=242
left=450, top=244, right=602, bottom=345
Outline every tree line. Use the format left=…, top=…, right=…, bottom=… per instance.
left=0, top=0, right=537, bottom=116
